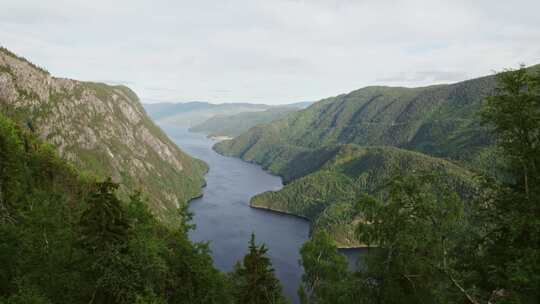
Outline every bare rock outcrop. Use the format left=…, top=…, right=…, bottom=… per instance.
left=0, top=47, right=207, bottom=214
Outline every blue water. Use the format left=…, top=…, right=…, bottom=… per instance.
left=161, top=124, right=360, bottom=303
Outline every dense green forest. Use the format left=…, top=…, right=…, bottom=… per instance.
left=296, top=66, right=540, bottom=303
left=216, top=65, right=540, bottom=176
left=0, top=112, right=286, bottom=303
left=215, top=64, right=540, bottom=246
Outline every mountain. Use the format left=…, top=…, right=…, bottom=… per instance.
left=284, top=101, right=313, bottom=108
left=213, top=67, right=540, bottom=246
left=143, top=101, right=272, bottom=126
left=190, top=106, right=301, bottom=138
left=214, top=75, right=507, bottom=175
left=0, top=47, right=207, bottom=216
left=250, top=144, right=476, bottom=247
left=215, top=64, right=539, bottom=176
left=142, top=101, right=216, bottom=120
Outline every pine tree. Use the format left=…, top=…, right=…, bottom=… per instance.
left=231, top=234, right=287, bottom=304
left=78, top=179, right=130, bottom=252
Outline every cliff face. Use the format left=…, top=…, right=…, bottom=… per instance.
left=0, top=47, right=207, bottom=215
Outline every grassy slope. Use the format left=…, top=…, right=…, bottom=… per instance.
left=190, top=106, right=299, bottom=137
left=250, top=145, right=476, bottom=247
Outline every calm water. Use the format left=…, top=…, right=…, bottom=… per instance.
left=161, top=124, right=359, bottom=303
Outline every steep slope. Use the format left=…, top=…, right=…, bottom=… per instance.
left=214, top=76, right=501, bottom=177
left=143, top=101, right=272, bottom=126
left=250, top=144, right=477, bottom=247
left=0, top=47, right=207, bottom=215
left=190, top=106, right=300, bottom=137
left=216, top=66, right=540, bottom=177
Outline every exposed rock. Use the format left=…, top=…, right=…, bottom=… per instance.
left=0, top=47, right=207, bottom=215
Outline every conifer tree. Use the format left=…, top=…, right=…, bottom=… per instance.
left=232, top=234, right=287, bottom=304
left=78, top=179, right=130, bottom=252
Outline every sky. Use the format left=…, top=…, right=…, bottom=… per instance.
left=1, top=0, right=539, bottom=105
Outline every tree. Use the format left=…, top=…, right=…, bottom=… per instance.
left=298, top=231, right=355, bottom=304
left=475, top=65, right=540, bottom=302
left=0, top=116, right=24, bottom=223
left=77, top=180, right=132, bottom=304
left=0, top=113, right=235, bottom=304
left=78, top=179, right=130, bottom=252
left=481, top=65, right=540, bottom=197
left=356, top=172, right=470, bottom=304
left=231, top=234, right=287, bottom=304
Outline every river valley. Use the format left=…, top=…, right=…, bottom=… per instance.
left=161, top=124, right=359, bottom=303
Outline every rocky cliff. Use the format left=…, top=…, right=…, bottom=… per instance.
left=0, top=47, right=207, bottom=215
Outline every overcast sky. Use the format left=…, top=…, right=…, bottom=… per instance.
left=2, top=0, right=539, bottom=104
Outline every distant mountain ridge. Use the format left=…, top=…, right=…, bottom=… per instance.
left=215, top=74, right=504, bottom=172
left=143, top=101, right=272, bottom=126
left=143, top=101, right=313, bottom=128
left=190, top=106, right=302, bottom=138
left=0, top=47, right=207, bottom=215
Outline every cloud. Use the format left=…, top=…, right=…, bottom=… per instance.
left=1, top=0, right=539, bottom=104
left=377, top=70, right=469, bottom=84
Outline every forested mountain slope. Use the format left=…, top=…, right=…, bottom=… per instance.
left=0, top=47, right=207, bottom=215
left=214, top=72, right=507, bottom=173
left=214, top=66, right=540, bottom=246
left=216, top=65, right=539, bottom=177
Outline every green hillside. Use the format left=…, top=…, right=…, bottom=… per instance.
left=250, top=145, right=477, bottom=247
left=190, top=106, right=300, bottom=137
left=214, top=74, right=502, bottom=175
left=215, top=66, right=540, bottom=177
left=0, top=47, right=207, bottom=216
left=214, top=67, right=539, bottom=246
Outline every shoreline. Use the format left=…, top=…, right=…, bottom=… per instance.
left=191, top=128, right=366, bottom=250
left=211, top=145, right=286, bottom=181
left=250, top=203, right=311, bottom=222
left=250, top=203, right=367, bottom=250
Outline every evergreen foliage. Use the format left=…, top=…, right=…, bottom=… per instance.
left=230, top=234, right=288, bottom=304
left=0, top=113, right=234, bottom=303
